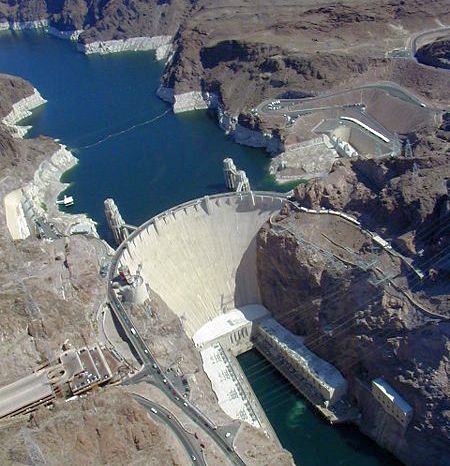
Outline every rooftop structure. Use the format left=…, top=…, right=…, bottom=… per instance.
left=0, top=371, right=54, bottom=419
left=256, top=317, right=347, bottom=405
left=193, top=304, right=270, bottom=354
left=201, top=342, right=261, bottom=428
left=60, top=346, right=113, bottom=395
left=0, top=345, right=114, bottom=420
left=372, top=377, right=413, bottom=427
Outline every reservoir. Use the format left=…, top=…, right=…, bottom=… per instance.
left=0, top=30, right=401, bottom=465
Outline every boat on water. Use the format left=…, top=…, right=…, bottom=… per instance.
left=56, top=195, right=74, bottom=207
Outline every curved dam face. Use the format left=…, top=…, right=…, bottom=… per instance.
left=114, top=192, right=285, bottom=337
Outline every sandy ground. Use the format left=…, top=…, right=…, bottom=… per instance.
left=3, top=188, right=29, bottom=240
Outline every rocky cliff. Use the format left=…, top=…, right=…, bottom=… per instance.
left=292, top=114, right=450, bottom=274
left=416, top=35, right=450, bottom=70
left=256, top=206, right=449, bottom=466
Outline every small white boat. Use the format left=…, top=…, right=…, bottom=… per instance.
left=56, top=195, right=74, bottom=207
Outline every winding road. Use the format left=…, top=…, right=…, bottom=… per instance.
left=131, top=394, right=206, bottom=465
left=106, top=266, right=244, bottom=466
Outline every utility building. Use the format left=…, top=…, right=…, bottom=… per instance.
left=372, top=377, right=413, bottom=428
left=256, top=317, right=347, bottom=405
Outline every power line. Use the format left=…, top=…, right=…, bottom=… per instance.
left=239, top=241, right=449, bottom=382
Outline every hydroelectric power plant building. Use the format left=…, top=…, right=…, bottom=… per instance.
left=109, top=191, right=349, bottom=425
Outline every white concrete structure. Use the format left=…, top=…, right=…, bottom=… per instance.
left=223, top=158, right=251, bottom=192
left=113, top=192, right=285, bottom=337
left=372, top=377, right=413, bottom=427
left=104, top=198, right=128, bottom=245
left=193, top=304, right=270, bottom=354
left=201, top=342, right=261, bottom=428
left=256, top=317, right=347, bottom=405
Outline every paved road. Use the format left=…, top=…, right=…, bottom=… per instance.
left=257, top=81, right=427, bottom=118
left=131, top=394, right=206, bottom=466
left=106, top=270, right=244, bottom=466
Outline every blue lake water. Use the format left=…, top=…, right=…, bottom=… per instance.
left=0, top=30, right=287, bottom=240
left=0, top=30, right=401, bottom=466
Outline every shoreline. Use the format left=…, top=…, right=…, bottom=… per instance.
left=2, top=87, right=98, bottom=239
left=156, top=86, right=284, bottom=155
left=0, top=21, right=172, bottom=61
left=0, top=22, right=283, bottom=159
left=2, top=88, right=47, bottom=137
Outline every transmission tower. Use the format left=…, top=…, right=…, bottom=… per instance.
left=375, top=144, right=383, bottom=158
left=21, top=428, right=47, bottom=466
left=404, top=138, right=413, bottom=158
left=391, top=133, right=401, bottom=158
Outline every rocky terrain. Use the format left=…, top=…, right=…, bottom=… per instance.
left=0, top=74, right=193, bottom=465
left=0, top=75, right=104, bottom=383
left=1, top=1, right=450, bottom=110
left=0, top=388, right=187, bottom=465
left=293, top=118, right=450, bottom=268
left=416, top=35, right=450, bottom=70
left=0, top=1, right=449, bottom=465
left=256, top=206, right=449, bottom=466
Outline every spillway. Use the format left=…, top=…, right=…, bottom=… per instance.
left=112, top=192, right=286, bottom=337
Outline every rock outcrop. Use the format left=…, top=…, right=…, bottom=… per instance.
left=0, top=388, right=187, bottom=465
left=256, top=206, right=450, bottom=466
left=416, top=35, right=450, bottom=70
left=2, top=88, right=46, bottom=137
left=77, top=35, right=172, bottom=58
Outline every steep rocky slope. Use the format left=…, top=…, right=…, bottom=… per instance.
left=159, top=0, right=450, bottom=112
left=416, top=35, right=450, bottom=70
left=1, top=1, right=450, bottom=112
left=293, top=115, right=450, bottom=271
left=256, top=207, right=449, bottom=466
left=0, top=74, right=107, bottom=382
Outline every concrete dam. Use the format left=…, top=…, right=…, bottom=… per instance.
left=113, top=192, right=285, bottom=337
left=110, top=191, right=349, bottom=427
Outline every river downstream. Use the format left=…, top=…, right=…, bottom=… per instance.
left=0, top=30, right=401, bottom=466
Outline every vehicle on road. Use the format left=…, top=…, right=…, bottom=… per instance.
left=150, top=407, right=157, bottom=414
left=130, top=327, right=136, bottom=335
